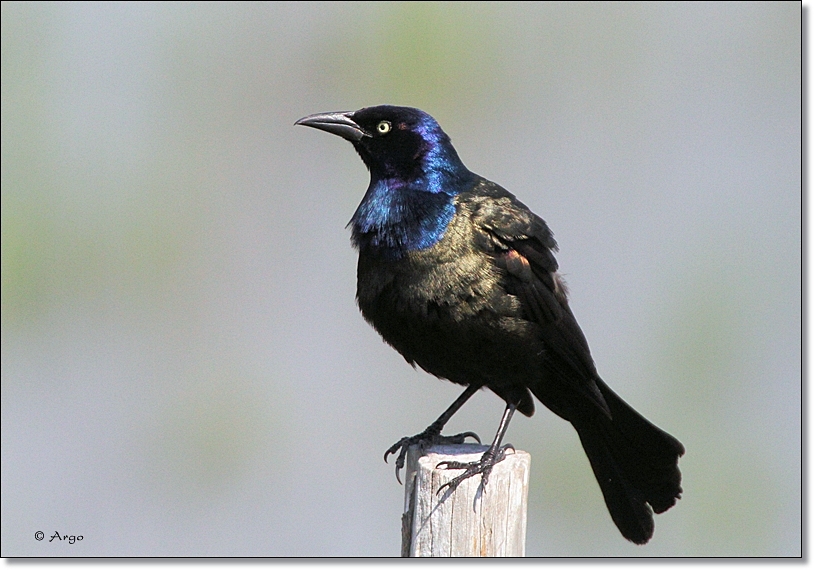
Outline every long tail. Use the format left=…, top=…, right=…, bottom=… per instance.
left=570, top=379, right=685, bottom=545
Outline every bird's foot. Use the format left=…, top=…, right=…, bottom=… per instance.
left=384, top=427, right=481, bottom=484
left=436, top=443, right=515, bottom=495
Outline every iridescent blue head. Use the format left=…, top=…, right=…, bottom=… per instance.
left=296, top=106, right=477, bottom=258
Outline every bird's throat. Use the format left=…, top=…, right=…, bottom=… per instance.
left=350, top=180, right=456, bottom=259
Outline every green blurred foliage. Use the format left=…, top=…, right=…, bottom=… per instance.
left=318, top=2, right=506, bottom=120
left=1, top=2, right=189, bottom=332
left=149, top=373, right=270, bottom=500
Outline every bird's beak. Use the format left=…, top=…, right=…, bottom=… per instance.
left=295, top=111, right=369, bottom=142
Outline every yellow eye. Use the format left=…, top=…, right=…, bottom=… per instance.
left=377, top=121, right=392, bottom=134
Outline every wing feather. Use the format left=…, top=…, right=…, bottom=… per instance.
left=466, top=180, right=610, bottom=417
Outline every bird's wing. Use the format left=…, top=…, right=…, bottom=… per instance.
left=466, top=180, right=611, bottom=417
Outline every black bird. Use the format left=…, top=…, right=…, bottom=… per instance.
left=296, top=105, right=684, bottom=545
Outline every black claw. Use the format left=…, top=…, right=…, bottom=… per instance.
left=436, top=460, right=466, bottom=470
left=449, top=431, right=481, bottom=445
left=384, top=437, right=408, bottom=463
left=384, top=430, right=482, bottom=484
left=434, top=443, right=514, bottom=495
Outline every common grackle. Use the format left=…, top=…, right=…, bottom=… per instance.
left=296, top=106, right=684, bottom=545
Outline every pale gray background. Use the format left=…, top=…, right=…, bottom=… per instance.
left=1, top=1, right=801, bottom=556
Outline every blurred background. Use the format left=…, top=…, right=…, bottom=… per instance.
left=1, top=1, right=801, bottom=557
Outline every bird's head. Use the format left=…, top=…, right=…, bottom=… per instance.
left=297, top=106, right=477, bottom=255
left=296, top=105, right=472, bottom=191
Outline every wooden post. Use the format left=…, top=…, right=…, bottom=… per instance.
left=401, top=444, right=530, bottom=557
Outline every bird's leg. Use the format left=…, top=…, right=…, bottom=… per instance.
left=436, top=402, right=517, bottom=494
left=384, top=384, right=482, bottom=484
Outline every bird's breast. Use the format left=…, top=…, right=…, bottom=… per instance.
left=355, top=210, right=506, bottom=321
left=353, top=213, right=543, bottom=387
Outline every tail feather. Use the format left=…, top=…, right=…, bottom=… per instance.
left=571, top=380, right=684, bottom=544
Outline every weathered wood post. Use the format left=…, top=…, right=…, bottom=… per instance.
left=401, top=444, right=530, bottom=557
